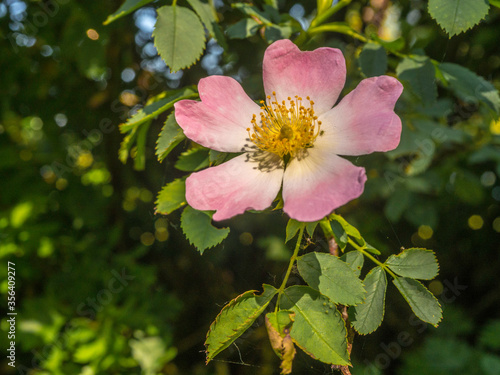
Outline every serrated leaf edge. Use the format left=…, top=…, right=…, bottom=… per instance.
left=205, top=285, right=277, bottom=362
left=393, top=277, right=443, bottom=327
left=297, top=253, right=367, bottom=307
left=282, top=286, right=351, bottom=366
left=385, top=248, right=440, bottom=280
left=153, top=5, right=207, bottom=72
left=180, top=207, right=230, bottom=252
left=351, top=267, right=387, bottom=335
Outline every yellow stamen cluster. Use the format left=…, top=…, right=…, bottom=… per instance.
left=247, top=92, right=321, bottom=159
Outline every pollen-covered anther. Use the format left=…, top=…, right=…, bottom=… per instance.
left=247, top=93, right=321, bottom=158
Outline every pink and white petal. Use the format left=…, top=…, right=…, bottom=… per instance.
left=317, top=75, right=403, bottom=156
left=174, top=76, right=260, bottom=152
left=263, top=39, right=346, bottom=116
left=282, top=149, right=366, bottom=222
left=186, top=153, right=284, bottom=221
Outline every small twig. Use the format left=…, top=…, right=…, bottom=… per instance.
left=328, top=236, right=339, bottom=256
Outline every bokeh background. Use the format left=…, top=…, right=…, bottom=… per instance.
left=1, top=0, right=500, bottom=374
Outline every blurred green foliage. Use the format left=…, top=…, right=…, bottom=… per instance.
left=1, top=0, right=500, bottom=374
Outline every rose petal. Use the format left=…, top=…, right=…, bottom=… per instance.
left=174, top=76, right=260, bottom=152
left=282, top=148, right=366, bottom=222
left=317, top=75, right=403, bottom=156
left=186, top=153, right=284, bottom=221
left=263, top=39, right=346, bottom=116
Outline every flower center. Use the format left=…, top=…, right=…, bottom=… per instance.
left=247, top=92, right=322, bottom=159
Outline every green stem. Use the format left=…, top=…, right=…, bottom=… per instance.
left=308, top=24, right=368, bottom=42
left=319, top=217, right=334, bottom=239
left=348, top=238, right=398, bottom=279
left=275, top=227, right=305, bottom=311
left=310, top=0, right=352, bottom=28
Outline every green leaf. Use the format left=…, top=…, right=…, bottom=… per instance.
left=491, top=0, right=500, bottom=8
left=329, top=220, right=347, bottom=251
left=103, top=0, right=154, bottom=25
left=120, top=88, right=197, bottom=133
left=297, top=252, right=366, bottom=306
left=285, top=219, right=304, bottom=243
left=340, top=251, right=364, bottom=277
left=153, top=6, right=206, bottom=72
left=372, top=35, right=405, bottom=52
left=232, top=3, right=272, bottom=24
left=385, top=248, right=439, bottom=280
left=330, top=214, right=365, bottom=246
left=479, top=320, right=500, bottom=350
left=280, top=286, right=350, bottom=366
left=439, top=62, right=500, bottom=113
left=264, top=24, right=294, bottom=43
left=181, top=206, right=230, bottom=253
left=130, top=335, right=176, bottom=374
left=226, top=18, right=261, bottom=39
left=305, top=221, right=319, bottom=237
left=155, top=179, right=186, bottom=215
left=358, top=43, right=388, bottom=78
left=119, top=123, right=140, bottom=164
left=186, top=0, right=227, bottom=49
left=351, top=267, right=387, bottom=335
left=396, top=56, right=437, bottom=106
left=428, top=0, right=490, bottom=37
left=156, top=113, right=186, bottom=162
left=133, top=120, right=150, bottom=170
left=393, top=277, right=442, bottom=327
left=384, top=189, right=411, bottom=222
left=481, top=353, right=500, bottom=375
left=205, top=284, right=278, bottom=362
left=175, top=148, right=210, bottom=172
left=365, top=243, right=381, bottom=256
left=266, top=310, right=295, bottom=339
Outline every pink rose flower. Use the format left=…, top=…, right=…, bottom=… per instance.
left=174, top=39, right=403, bottom=222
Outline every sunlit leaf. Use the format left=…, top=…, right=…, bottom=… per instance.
left=155, top=179, right=186, bottom=215
left=285, top=219, right=304, bottom=243
left=120, top=88, right=197, bottom=133
left=280, top=286, right=350, bottom=366
left=330, top=214, right=364, bottom=246
left=305, top=221, right=319, bottom=237
left=428, top=0, right=489, bottom=36
left=351, top=267, right=387, bottom=335
left=156, top=113, right=186, bottom=162
left=340, top=251, right=364, bottom=277
left=103, top=0, right=154, bottom=25
left=385, top=248, right=439, bottom=280
left=393, top=277, right=442, bottom=326
left=153, top=6, right=206, bottom=72
left=181, top=206, right=230, bottom=253
left=205, top=285, right=278, bottom=362
left=186, top=0, right=227, bottom=49
left=297, top=252, right=366, bottom=306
